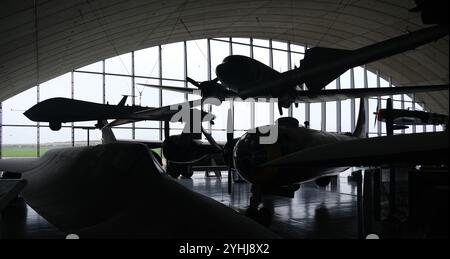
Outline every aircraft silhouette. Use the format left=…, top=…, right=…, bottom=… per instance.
left=139, top=25, right=448, bottom=114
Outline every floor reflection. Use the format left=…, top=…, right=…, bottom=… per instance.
left=181, top=170, right=359, bottom=239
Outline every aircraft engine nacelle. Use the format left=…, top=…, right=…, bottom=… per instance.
left=233, top=119, right=304, bottom=186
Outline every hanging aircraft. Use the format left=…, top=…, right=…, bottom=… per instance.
left=138, top=24, right=449, bottom=114
left=23, top=96, right=213, bottom=131
left=374, top=98, right=449, bottom=132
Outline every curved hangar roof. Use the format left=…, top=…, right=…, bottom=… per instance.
left=0, top=0, right=448, bottom=113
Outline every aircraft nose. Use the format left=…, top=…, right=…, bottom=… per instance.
left=23, top=106, right=36, bottom=120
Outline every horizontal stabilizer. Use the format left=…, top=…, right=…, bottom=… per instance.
left=301, top=47, right=353, bottom=91
left=118, top=96, right=128, bottom=106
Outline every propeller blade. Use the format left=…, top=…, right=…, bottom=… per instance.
left=201, top=126, right=223, bottom=152
left=226, top=108, right=234, bottom=142
left=186, top=77, right=201, bottom=88
left=278, top=103, right=283, bottom=116
left=225, top=107, right=234, bottom=195
left=137, top=83, right=195, bottom=94
left=228, top=164, right=232, bottom=194
left=164, top=120, right=170, bottom=139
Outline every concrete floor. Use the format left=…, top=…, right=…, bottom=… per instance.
left=0, top=170, right=359, bottom=239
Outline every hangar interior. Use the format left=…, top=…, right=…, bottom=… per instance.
left=0, top=0, right=448, bottom=239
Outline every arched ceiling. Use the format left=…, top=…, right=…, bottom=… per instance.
left=0, top=0, right=448, bottom=113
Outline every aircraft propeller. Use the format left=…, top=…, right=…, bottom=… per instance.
left=200, top=107, right=236, bottom=194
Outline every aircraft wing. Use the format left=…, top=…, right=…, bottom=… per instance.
left=107, top=100, right=208, bottom=127
left=294, top=84, right=449, bottom=103
left=261, top=132, right=448, bottom=168
left=0, top=158, right=41, bottom=173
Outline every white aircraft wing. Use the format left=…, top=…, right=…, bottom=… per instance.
left=294, top=84, right=448, bottom=103
left=261, top=132, right=449, bottom=168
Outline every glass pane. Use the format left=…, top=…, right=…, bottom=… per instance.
left=74, top=128, right=101, bottom=146
left=326, top=101, right=337, bottom=132
left=211, top=101, right=230, bottom=130
left=135, top=47, right=160, bottom=78
left=310, top=103, right=321, bottom=130
left=135, top=77, right=160, bottom=128
left=77, top=61, right=103, bottom=73
left=74, top=72, right=102, bottom=103
left=369, top=98, right=378, bottom=134
left=354, top=67, right=365, bottom=88
left=2, top=87, right=37, bottom=125
left=234, top=101, right=251, bottom=130
left=253, top=47, right=270, bottom=67
left=73, top=73, right=103, bottom=127
left=340, top=70, right=351, bottom=89
left=187, top=39, right=208, bottom=82
left=290, top=52, right=304, bottom=70
left=341, top=99, right=351, bottom=133
left=290, top=44, right=305, bottom=53
left=162, top=42, right=184, bottom=80
left=253, top=39, right=269, bottom=48
left=293, top=103, right=306, bottom=126
left=40, top=127, right=72, bottom=155
left=105, top=75, right=132, bottom=105
left=273, top=49, right=288, bottom=72
left=135, top=129, right=160, bottom=141
left=272, top=40, right=287, bottom=51
left=105, top=53, right=132, bottom=75
left=210, top=40, right=230, bottom=78
left=255, top=101, right=271, bottom=127
left=40, top=73, right=71, bottom=100
left=2, top=126, right=37, bottom=157
left=232, top=38, right=250, bottom=56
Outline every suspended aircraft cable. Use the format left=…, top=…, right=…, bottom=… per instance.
left=33, top=0, right=40, bottom=88
left=179, top=18, right=207, bottom=61
left=136, top=1, right=190, bottom=100
left=315, top=0, right=354, bottom=47
left=85, top=0, right=132, bottom=97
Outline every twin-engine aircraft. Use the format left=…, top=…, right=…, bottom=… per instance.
left=139, top=25, right=449, bottom=114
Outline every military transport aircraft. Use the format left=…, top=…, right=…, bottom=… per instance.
left=23, top=96, right=212, bottom=131
left=139, top=24, right=449, bottom=114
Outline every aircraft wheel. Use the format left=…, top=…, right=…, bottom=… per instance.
left=315, top=176, right=332, bottom=187
left=181, top=169, right=193, bottom=178
left=49, top=121, right=62, bottom=131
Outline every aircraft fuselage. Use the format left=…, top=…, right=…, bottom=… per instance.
left=233, top=125, right=359, bottom=187
left=24, top=98, right=150, bottom=123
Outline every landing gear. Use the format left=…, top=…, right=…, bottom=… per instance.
left=49, top=121, right=61, bottom=131
left=166, top=163, right=193, bottom=179
left=166, top=163, right=181, bottom=178
left=315, top=176, right=332, bottom=187
left=245, top=185, right=273, bottom=227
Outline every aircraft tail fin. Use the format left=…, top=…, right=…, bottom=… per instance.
left=353, top=98, right=367, bottom=138
left=101, top=120, right=117, bottom=144
left=118, top=96, right=128, bottom=106
left=301, top=47, right=352, bottom=91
